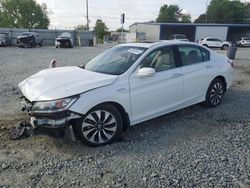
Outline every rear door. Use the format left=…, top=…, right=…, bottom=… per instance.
left=178, top=45, right=214, bottom=106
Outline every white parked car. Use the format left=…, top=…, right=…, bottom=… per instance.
left=199, top=37, right=231, bottom=50
left=170, top=34, right=189, bottom=42
left=19, top=41, right=234, bottom=146
left=236, top=37, right=250, bottom=47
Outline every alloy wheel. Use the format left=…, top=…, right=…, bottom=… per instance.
left=82, top=110, right=117, bottom=144
left=210, top=82, right=224, bottom=106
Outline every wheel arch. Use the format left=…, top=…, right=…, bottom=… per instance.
left=212, top=75, right=227, bottom=91
left=100, top=101, right=130, bottom=131
left=80, top=101, right=130, bottom=131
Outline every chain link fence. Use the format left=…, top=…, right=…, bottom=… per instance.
left=0, top=28, right=95, bottom=46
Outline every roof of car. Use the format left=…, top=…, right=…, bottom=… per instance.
left=118, top=40, right=194, bottom=48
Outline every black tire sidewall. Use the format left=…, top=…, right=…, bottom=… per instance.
left=75, top=104, right=123, bottom=146
left=205, top=78, right=225, bottom=107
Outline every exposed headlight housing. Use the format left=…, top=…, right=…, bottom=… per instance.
left=32, top=96, right=78, bottom=113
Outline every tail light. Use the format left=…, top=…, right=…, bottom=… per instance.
left=228, top=59, right=235, bottom=67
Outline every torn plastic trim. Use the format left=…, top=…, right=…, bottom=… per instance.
left=30, top=111, right=82, bottom=128
left=10, top=121, right=33, bottom=140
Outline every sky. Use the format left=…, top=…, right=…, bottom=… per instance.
left=35, top=0, right=250, bottom=31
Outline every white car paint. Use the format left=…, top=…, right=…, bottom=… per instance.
left=19, top=41, right=233, bottom=127
left=18, top=66, right=118, bottom=101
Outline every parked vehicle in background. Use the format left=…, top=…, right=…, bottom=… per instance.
left=19, top=41, right=234, bottom=146
left=170, top=34, right=189, bottom=41
left=199, top=37, right=231, bottom=50
left=55, top=32, right=73, bottom=48
left=16, top=32, right=42, bottom=48
left=236, top=37, right=250, bottom=47
left=0, top=32, right=11, bottom=47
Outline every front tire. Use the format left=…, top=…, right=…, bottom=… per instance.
left=75, top=104, right=123, bottom=146
left=205, top=78, right=225, bottom=107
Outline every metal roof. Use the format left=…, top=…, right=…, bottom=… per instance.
left=130, top=22, right=250, bottom=28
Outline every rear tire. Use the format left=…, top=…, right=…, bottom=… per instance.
left=222, top=45, right=229, bottom=50
left=205, top=78, right=225, bottom=107
left=75, top=104, right=123, bottom=146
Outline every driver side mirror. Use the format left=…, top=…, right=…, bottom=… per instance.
left=136, top=67, right=156, bottom=78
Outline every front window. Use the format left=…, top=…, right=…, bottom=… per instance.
left=85, top=46, right=146, bottom=75
left=141, top=46, right=176, bottom=72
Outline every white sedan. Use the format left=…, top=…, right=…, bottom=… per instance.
left=19, top=41, right=234, bottom=146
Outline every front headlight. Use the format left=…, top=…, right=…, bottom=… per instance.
left=32, top=96, right=78, bottom=113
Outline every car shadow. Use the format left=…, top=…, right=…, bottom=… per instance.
left=26, top=88, right=250, bottom=157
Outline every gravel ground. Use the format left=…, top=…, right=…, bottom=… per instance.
left=0, top=45, right=250, bottom=188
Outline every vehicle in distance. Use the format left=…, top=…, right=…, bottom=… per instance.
left=19, top=41, right=234, bottom=146
left=170, top=34, right=189, bottom=42
left=199, top=37, right=231, bottom=50
left=55, top=32, right=74, bottom=48
left=0, top=32, right=11, bottom=47
left=236, top=37, right=250, bottom=47
left=16, top=32, right=42, bottom=48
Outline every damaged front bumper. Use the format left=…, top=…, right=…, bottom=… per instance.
left=21, top=96, right=81, bottom=129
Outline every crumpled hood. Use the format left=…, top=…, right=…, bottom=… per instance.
left=18, top=66, right=118, bottom=102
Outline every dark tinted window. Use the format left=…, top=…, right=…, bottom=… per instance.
left=141, top=46, right=176, bottom=72
left=207, top=38, right=221, bottom=42
left=178, top=45, right=203, bottom=66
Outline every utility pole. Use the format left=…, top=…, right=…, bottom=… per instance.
left=121, top=13, right=125, bottom=43
left=86, top=0, right=89, bottom=30
left=206, top=0, right=209, bottom=23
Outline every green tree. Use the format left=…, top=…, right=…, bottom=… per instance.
left=181, top=14, right=191, bottom=23
left=156, top=5, right=182, bottom=23
left=195, top=0, right=247, bottom=24
left=116, top=28, right=129, bottom=32
left=94, top=19, right=108, bottom=42
left=194, top=14, right=206, bottom=23
left=75, top=24, right=88, bottom=30
left=0, top=0, right=50, bottom=29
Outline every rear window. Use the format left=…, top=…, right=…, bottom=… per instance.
left=200, top=47, right=210, bottom=61
left=243, top=38, right=250, bottom=40
left=178, top=45, right=204, bottom=66
left=176, top=35, right=186, bottom=39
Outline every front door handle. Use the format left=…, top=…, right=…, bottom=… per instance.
left=206, top=65, right=213, bottom=69
left=171, top=73, right=182, bottom=78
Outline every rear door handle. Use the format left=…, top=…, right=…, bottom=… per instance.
left=171, top=73, right=182, bottom=78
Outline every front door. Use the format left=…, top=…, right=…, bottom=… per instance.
left=129, top=46, right=183, bottom=124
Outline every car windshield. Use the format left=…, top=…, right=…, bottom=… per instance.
left=176, top=35, right=186, bottom=39
left=0, top=34, right=5, bottom=39
left=22, top=33, right=32, bottom=36
left=84, top=46, right=147, bottom=75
